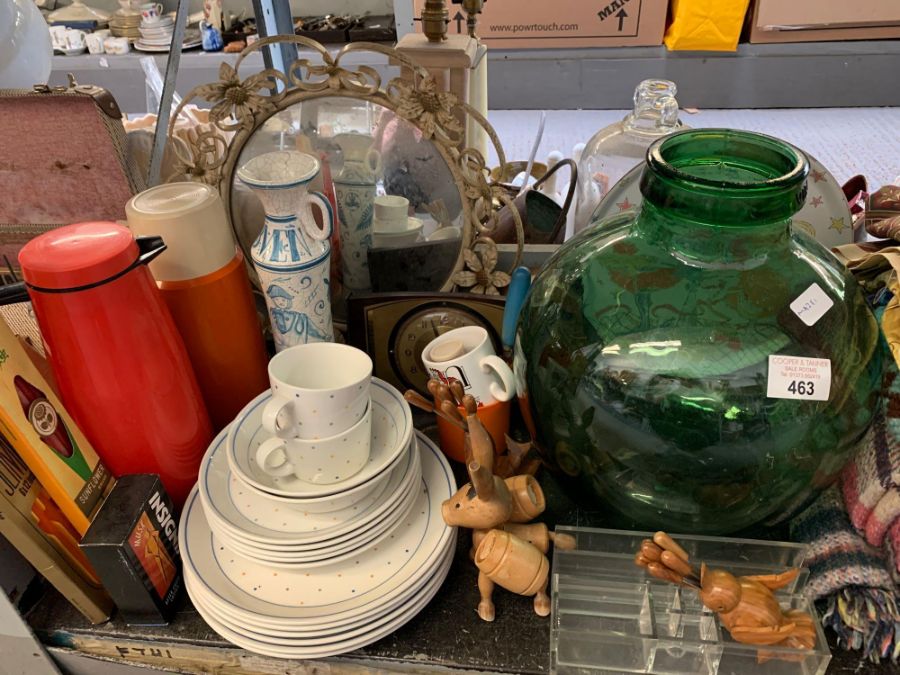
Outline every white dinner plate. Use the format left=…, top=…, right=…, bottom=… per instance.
left=201, top=425, right=416, bottom=543
left=180, top=431, right=453, bottom=625
left=186, top=545, right=451, bottom=643
left=227, top=378, right=412, bottom=499
left=591, top=148, right=852, bottom=249
left=185, top=539, right=453, bottom=657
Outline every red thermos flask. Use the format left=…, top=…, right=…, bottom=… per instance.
left=18, top=222, right=212, bottom=507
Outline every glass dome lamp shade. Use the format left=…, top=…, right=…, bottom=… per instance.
left=574, top=79, right=685, bottom=235
left=0, top=0, right=52, bottom=88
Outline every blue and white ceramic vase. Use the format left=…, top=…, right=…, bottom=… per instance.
left=237, top=150, right=334, bottom=352
left=333, top=134, right=380, bottom=295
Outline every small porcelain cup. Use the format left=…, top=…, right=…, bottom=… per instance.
left=422, top=326, right=515, bottom=405
left=65, top=29, right=87, bottom=49
left=262, top=343, right=372, bottom=440
left=373, top=195, right=409, bottom=233
left=104, top=36, right=131, bottom=54
left=49, top=26, right=69, bottom=50
left=86, top=32, right=106, bottom=54
left=140, top=2, right=164, bottom=22
left=256, top=403, right=372, bottom=484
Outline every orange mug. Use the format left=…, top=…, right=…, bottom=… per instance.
left=436, top=399, right=510, bottom=463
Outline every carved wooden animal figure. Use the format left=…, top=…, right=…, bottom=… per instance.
left=419, top=375, right=575, bottom=622
left=635, top=532, right=816, bottom=650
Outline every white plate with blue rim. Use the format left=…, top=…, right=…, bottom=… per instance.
left=180, top=431, right=454, bottom=628
left=201, top=425, right=418, bottom=545
left=184, top=540, right=454, bottom=656
left=226, top=378, right=413, bottom=499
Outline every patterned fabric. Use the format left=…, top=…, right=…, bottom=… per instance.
left=842, top=360, right=900, bottom=559
left=791, top=485, right=900, bottom=661
left=791, top=184, right=900, bottom=660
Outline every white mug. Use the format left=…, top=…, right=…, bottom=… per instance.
left=256, top=404, right=371, bottom=484
left=48, top=26, right=69, bottom=50
left=85, top=32, right=106, bottom=54
left=373, top=195, right=409, bottom=233
left=422, top=326, right=515, bottom=405
left=140, top=2, right=164, bottom=22
left=65, top=29, right=87, bottom=49
left=262, top=343, right=372, bottom=440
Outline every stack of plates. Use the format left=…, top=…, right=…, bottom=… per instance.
left=134, top=16, right=202, bottom=52
left=109, top=10, right=140, bottom=38
left=180, top=378, right=457, bottom=658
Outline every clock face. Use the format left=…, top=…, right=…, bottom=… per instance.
left=388, top=303, right=499, bottom=396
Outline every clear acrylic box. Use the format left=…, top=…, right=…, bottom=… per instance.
left=551, top=527, right=830, bottom=675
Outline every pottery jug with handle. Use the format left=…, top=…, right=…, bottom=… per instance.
left=238, top=150, right=335, bottom=351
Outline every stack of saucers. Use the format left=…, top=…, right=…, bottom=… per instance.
left=180, top=344, right=456, bottom=658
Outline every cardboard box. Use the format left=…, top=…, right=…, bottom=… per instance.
left=80, top=475, right=182, bottom=625
left=749, top=0, right=900, bottom=43
left=0, top=433, right=114, bottom=624
left=0, top=318, right=114, bottom=536
left=411, top=0, right=668, bottom=48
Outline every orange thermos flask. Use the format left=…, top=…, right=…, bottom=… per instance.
left=126, top=183, right=269, bottom=431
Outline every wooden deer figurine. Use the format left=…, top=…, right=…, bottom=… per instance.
left=635, top=532, right=816, bottom=651
left=410, top=377, right=575, bottom=622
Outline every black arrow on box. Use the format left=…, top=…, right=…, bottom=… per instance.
left=616, top=8, right=628, bottom=31
left=453, top=11, right=464, bottom=33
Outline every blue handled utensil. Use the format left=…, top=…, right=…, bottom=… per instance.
left=502, top=266, right=532, bottom=353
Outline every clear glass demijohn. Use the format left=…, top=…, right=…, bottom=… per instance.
left=574, top=79, right=684, bottom=232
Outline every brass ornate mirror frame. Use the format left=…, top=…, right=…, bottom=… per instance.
left=167, top=35, right=524, bottom=292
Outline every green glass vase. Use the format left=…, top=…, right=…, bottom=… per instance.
left=514, top=129, right=881, bottom=534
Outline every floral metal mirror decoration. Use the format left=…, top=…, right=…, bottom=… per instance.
left=166, top=35, right=524, bottom=296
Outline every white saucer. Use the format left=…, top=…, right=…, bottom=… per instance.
left=201, top=425, right=417, bottom=544
left=180, top=431, right=454, bottom=625
left=591, top=150, right=853, bottom=249
left=227, top=378, right=412, bottom=499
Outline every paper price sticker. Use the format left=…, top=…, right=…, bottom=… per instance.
left=790, top=283, right=834, bottom=327
left=766, top=355, right=831, bottom=401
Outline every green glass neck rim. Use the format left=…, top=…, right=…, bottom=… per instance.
left=639, top=129, right=809, bottom=227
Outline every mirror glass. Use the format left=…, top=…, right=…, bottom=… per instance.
left=230, top=97, right=465, bottom=307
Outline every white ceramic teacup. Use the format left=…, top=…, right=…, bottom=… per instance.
left=422, top=326, right=515, bottom=405
left=262, top=343, right=372, bottom=440
left=48, top=26, right=69, bottom=50
left=140, top=2, right=164, bottom=22
left=256, top=403, right=371, bottom=484
left=373, top=195, right=409, bottom=233
left=65, top=29, right=87, bottom=49
left=104, top=36, right=131, bottom=54
left=85, top=32, right=107, bottom=54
